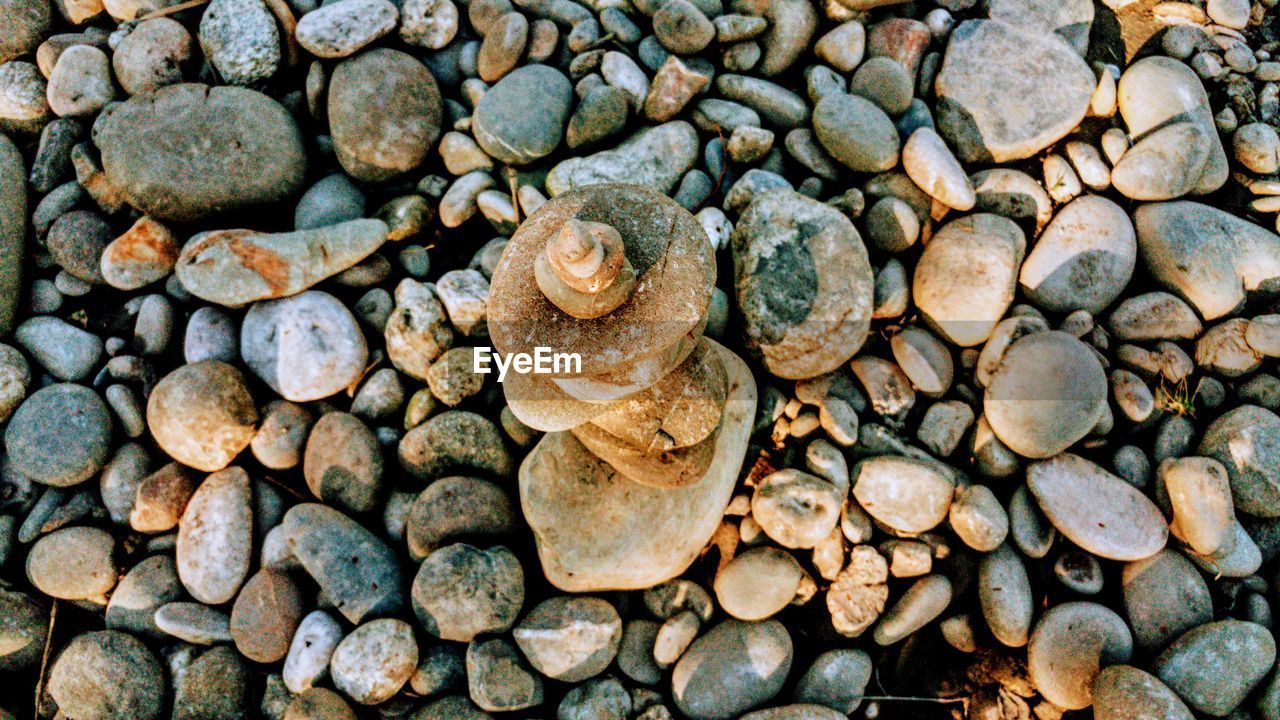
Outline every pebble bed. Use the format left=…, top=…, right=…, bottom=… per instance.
left=1, top=0, right=1280, bottom=719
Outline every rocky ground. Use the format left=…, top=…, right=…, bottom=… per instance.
left=2, top=0, right=1280, bottom=718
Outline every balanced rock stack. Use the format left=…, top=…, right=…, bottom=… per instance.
left=488, top=183, right=757, bottom=591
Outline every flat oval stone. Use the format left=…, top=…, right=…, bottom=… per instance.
left=546, top=121, right=699, bottom=196
left=176, top=220, right=388, bottom=307
left=1027, top=454, right=1167, bottom=561
left=473, top=64, right=571, bottom=166
left=984, top=331, right=1107, bottom=458
left=914, top=213, right=1026, bottom=347
left=26, top=526, right=116, bottom=601
left=812, top=93, right=899, bottom=173
left=282, top=503, right=403, bottom=623
left=512, top=596, right=622, bottom=682
left=398, top=410, right=513, bottom=480
left=48, top=631, right=164, bottom=720
left=1093, top=665, right=1194, bottom=720
left=1135, top=201, right=1280, bottom=321
left=283, top=611, right=343, bottom=693
left=105, top=555, right=181, bottom=639
left=1027, top=601, right=1133, bottom=710
left=6, top=383, right=111, bottom=487
left=935, top=19, right=1094, bottom=162
left=672, top=619, right=793, bottom=720
left=1121, top=549, right=1211, bottom=652
left=241, top=291, right=368, bottom=402
left=328, top=48, right=442, bottom=182
left=177, top=467, right=253, bottom=604
left=714, top=547, right=803, bottom=621
left=852, top=455, right=953, bottom=534
left=1197, top=404, right=1280, bottom=517
left=296, top=0, right=398, bottom=58
left=146, top=361, right=258, bottom=472
left=92, top=83, right=305, bottom=222
left=731, top=189, right=874, bottom=380
left=405, top=476, right=515, bottom=559
left=978, top=543, right=1032, bottom=648
left=330, top=618, right=418, bottom=705
left=1153, top=620, right=1275, bottom=716
left=1019, top=196, right=1136, bottom=314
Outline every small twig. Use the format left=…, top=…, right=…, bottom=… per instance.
left=585, top=32, right=617, bottom=51
left=137, top=0, right=209, bottom=20
left=857, top=696, right=966, bottom=704
left=506, top=167, right=521, bottom=225
left=33, top=600, right=57, bottom=720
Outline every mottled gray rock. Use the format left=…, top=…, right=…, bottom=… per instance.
left=412, top=543, right=523, bottom=642
left=282, top=503, right=404, bottom=623
left=297, top=0, right=398, bottom=58
left=241, top=291, right=369, bottom=402
left=672, top=619, right=793, bottom=720
left=1028, top=454, right=1167, bottom=561
left=177, top=467, right=253, bottom=605
left=1019, top=196, right=1136, bottom=314
left=15, top=315, right=104, bottom=380
left=1092, top=665, right=1194, bottom=720
left=328, top=49, right=442, bottom=181
left=547, top=121, right=699, bottom=196
left=6, top=382, right=111, bottom=486
left=473, top=64, right=571, bottom=166
left=1121, top=549, right=1211, bottom=652
left=1199, top=405, right=1280, bottom=518
left=513, top=596, right=621, bottom=682
left=1154, top=620, right=1275, bottom=716
left=1027, top=601, right=1133, bottom=710
left=198, top=0, right=280, bottom=85
left=330, top=618, right=418, bottom=705
left=48, top=631, right=164, bottom=720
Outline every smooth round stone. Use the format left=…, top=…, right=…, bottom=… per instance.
left=294, top=174, right=365, bottom=231
left=252, top=400, right=313, bottom=470
left=1027, top=601, right=1133, bottom=710
left=731, top=189, right=873, bottom=380
left=100, top=216, right=180, bottom=292
left=400, top=0, right=459, bottom=49
left=93, top=84, right=305, bottom=222
left=328, top=48, right=442, bottom=182
left=283, top=503, right=403, bottom=623
left=1019, top=196, right=1136, bottom=314
left=105, top=555, right=181, bottom=639
left=177, top=467, right=253, bottom=605
left=1028, top=453, right=1167, bottom=561
left=1135, top=201, right=1280, bottom=321
left=914, top=213, right=1025, bottom=347
left=673, top=619, right=793, bottom=720
left=0, top=0, right=51, bottom=64
left=849, top=57, right=913, bottom=117
left=714, top=547, right=803, bottom=621
left=473, top=64, right=571, bottom=165
left=412, top=543, right=523, bottom=642
left=652, top=0, right=714, bottom=54
left=513, top=596, right=622, bottom=682
left=1111, top=120, right=1212, bottom=201
left=183, top=306, right=238, bottom=365
left=241, top=291, right=368, bottom=402
left=0, top=588, right=47, bottom=672
left=984, top=331, right=1107, bottom=458
left=1092, top=665, right=1194, bottom=720
left=283, top=611, right=343, bottom=694
left=113, top=18, right=192, bottom=95
left=1153, top=620, right=1275, bottom=716
left=330, top=618, right=418, bottom=705
left=47, top=210, right=110, bottom=284
left=147, top=361, right=257, bottom=472
left=1054, top=548, right=1103, bottom=594
left=405, top=476, right=515, bottom=559
left=477, top=11, right=527, bottom=82
left=0, top=60, right=50, bottom=134
left=902, top=127, right=975, bottom=211
left=812, top=93, right=899, bottom=173
left=284, top=688, right=357, bottom=720
left=302, top=412, right=382, bottom=514
left=1120, top=549, right=1211, bottom=651
left=950, top=484, right=1008, bottom=552
left=6, top=383, right=111, bottom=487
left=864, top=196, right=919, bottom=253
left=617, top=620, right=662, bottom=685
left=1235, top=122, right=1280, bottom=174
left=48, top=631, right=164, bottom=720
left=935, top=19, right=1094, bottom=162
left=751, top=469, right=841, bottom=549
left=978, top=543, right=1032, bottom=647
left=198, top=0, right=280, bottom=85
left=852, top=456, right=952, bottom=533
left=46, top=45, right=114, bottom=117
left=792, top=649, right=871, bottom=714
left=230, top=569, right=303, bottom=663
left=296, top=0, right=397, bottom=58
left=26, top=526, right=116, bottom=601
left=1198, top=405, right=1280, bottom=517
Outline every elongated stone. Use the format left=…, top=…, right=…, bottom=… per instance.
left=1027, top=454, right=1167, bottom=561
left=176, top=219, right=388, bottom=306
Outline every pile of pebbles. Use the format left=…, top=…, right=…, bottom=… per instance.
left=3, top=0, right=1280, bottom=717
